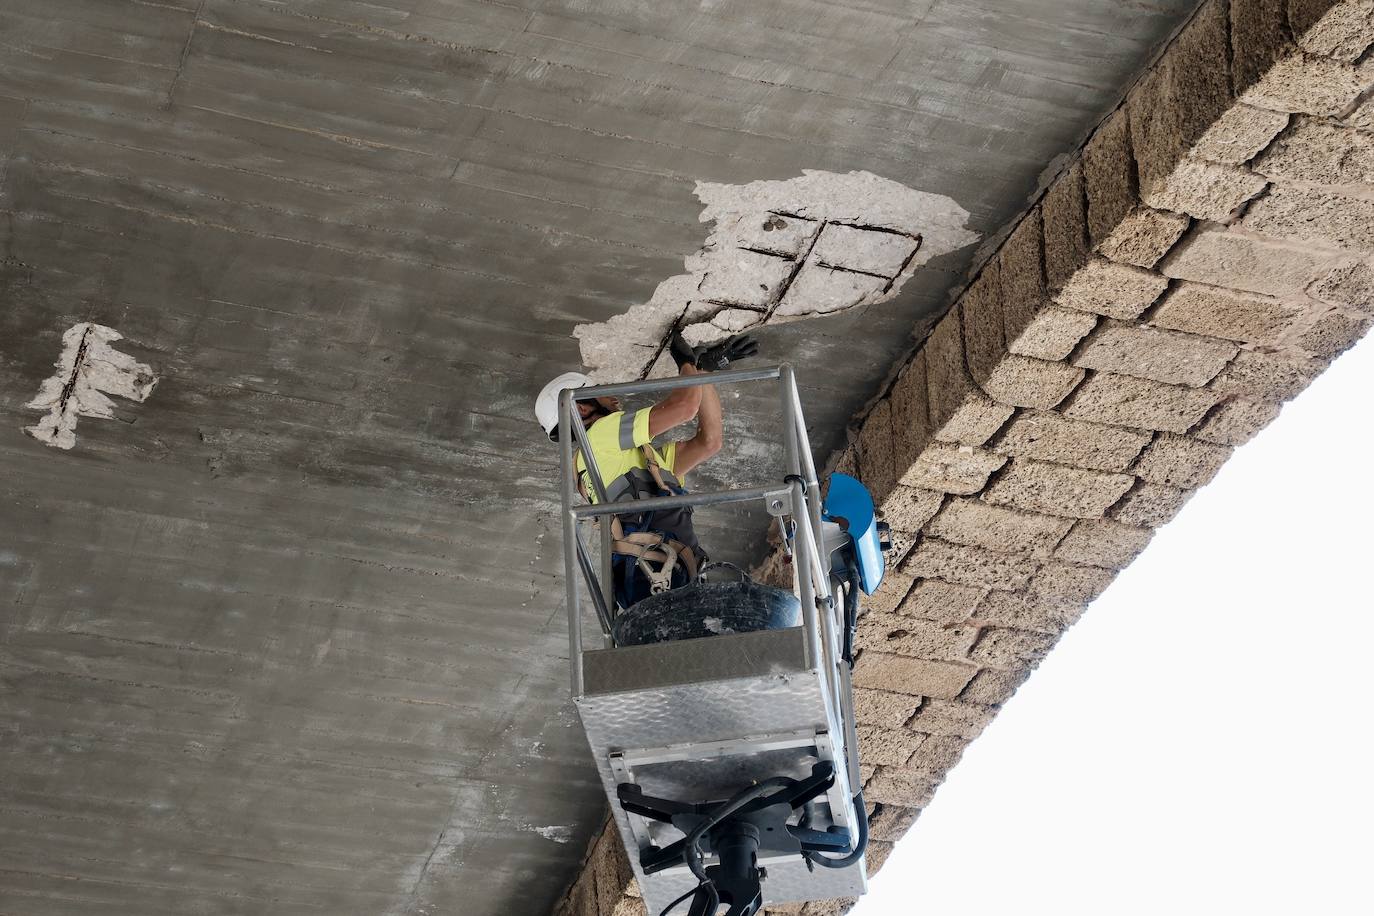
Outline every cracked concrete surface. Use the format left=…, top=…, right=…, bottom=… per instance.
left=24, top=323, right=157, bottom=450
left=574, top=171, right=980, bottom=382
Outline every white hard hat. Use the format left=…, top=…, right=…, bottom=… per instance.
left=535, top=371, right=593, bottom=440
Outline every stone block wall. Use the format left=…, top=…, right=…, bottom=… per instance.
left=556, top=1, right=1374, bottom=913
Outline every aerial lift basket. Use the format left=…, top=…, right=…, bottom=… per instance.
left=558, top=365, right=884, bottom=915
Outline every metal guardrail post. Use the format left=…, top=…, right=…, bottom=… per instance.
left=785, top=368, right=827, bottom=574
left=788, top=477, right=823, bottom=673
left=559, top=389, right=584, bottom=697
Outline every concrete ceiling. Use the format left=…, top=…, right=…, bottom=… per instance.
left=0, top=2, right=1201, bottom=914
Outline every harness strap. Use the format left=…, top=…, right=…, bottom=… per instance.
left=610, top=530, right=701, bottom=591
left=639, top=443, right=671, bottom=495
left=579, top=440, right=699, bottom=597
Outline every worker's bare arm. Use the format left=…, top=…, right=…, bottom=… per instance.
left=672, top=365, right=722, bottom=478
left=646, top=369, right=703, bottom=438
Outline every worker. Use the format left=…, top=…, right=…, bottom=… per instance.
left=535, top=333, right=759, bottom=608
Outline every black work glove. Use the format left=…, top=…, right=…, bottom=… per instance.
left=668, top=331, right=697, bottom=369
left=694, top=334, right=759, bottom=372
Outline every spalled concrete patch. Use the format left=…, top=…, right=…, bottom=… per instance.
left=24, top=323, right=158, bottom=450
left=574, top=170, right=979, bottom=381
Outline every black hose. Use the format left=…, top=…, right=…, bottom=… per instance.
left=682, top=777, right=795, bottom=886
left=659, top=880, right=716, bottom=916
left=802, top=790, right=869, bottom=870
left=842, top=556, right=861, bottom=668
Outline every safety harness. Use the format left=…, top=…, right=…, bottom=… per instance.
left=579, top=443, right=703, bottom=603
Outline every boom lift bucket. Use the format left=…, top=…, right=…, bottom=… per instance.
left=558, top=365, right=888, bottom=916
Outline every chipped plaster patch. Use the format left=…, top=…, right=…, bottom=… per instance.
left=25, top=323, right=158, bottom=450
left=525, top=824, right=575, bottom=843
left=575, top=170, right=980, bottom=381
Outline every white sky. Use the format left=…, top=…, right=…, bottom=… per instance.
left=855, top=333, right=1374, bottom=916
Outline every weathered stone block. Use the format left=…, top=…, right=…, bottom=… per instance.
left=1193, top=396, right=1284, bottom=444
left=831, top=445, right=859, bottom=480
left=811, top=222, right=920, bottom=277
left=1245, top=185, right=1374, bottom=250
left=1297, top=308, right=1374, bottom=357
left=867, top=804, right=921, bottom=842
left=864, top=571, right=916, bottom=615
left=864, top=840, right=896, bottom=878
left=856, top=725, right=928, bottom=767
left=1160, top=225, right=1337, bottom=297
left=1139, top=159, right=1269, bottom=222
left=970, top=627, right=1058, bottom=669
left=1151, top=282, right=1303, bottom=345
left=905, top=735, right=970, bottom=775
left=1063, top=372, right=1222, bottom=433
left=934, top=393, right=1016, bottom=446
left=851, top=651, right=977, bottom=699
left=609, top=894, right=645, bottom=916
left=1074, top=323, right=1237, bottom=386
left=1255, top=118, right=1374, bottom=186
left=854, top=688, right=921, bottom=729
left=1042, top=161, right=1090, bottom=290
left=1110, top=481, right=1196, bottom=528
left=959, top=667, right=1031, bottom=705
left=1084, top=107, right=1137, bottom=247
left=1097, top=207, right=1192, bottom=268
left=1293, top=0, right=1374, bottom=61
left=1008, top=307, right=1099, bottom=361
left=924, top=307, right=969, bottom=422
left=982, top=458, right=1136, bottom=518
left=1054, top=257, right=1170, bottom=319
left=889, top=353, right=932, bottom=471
left=1053, top=518, right=1155, bottom=568
left=1209, top=349, right=1327, bottom=400
left=962, top=261, right=1006, bottom=383
left=567, top=872, right=597, bottom=916
left=1231, top=0, right=1296, bottom=94
left=1029, top=561, right=1119, bottom=603
left=1134, top=433, right=1233, bottom=488
left=1348, top=94, right=1374, bottom=130
left=857, top=398, right=896, bottom=499
left=975, top=590, right=1086, bottom=634
left=925, top=307, right=1016, bottom=444
left=1000, top=212, right=1051, bottom=342
left=927, top=498, right=1075, bottom=556
left=1310, top=260, right=1374, bottom=315
left=899, top=442, right=1006, bottom=495
left=1241, top=51, right=1372, bottom=116
left=993, top=409, right=1152, bottom=472
left=885, top=529, right=919, bottom=568
left=879, top=484, right=945, bottom=534
left=905, top=698, right=998, bottom=740
left=901, top=539, right=1041, bottom=590
left=864, top=766, right=940, bottom=808
left=1128, top=0, right=1234, bottom=190
left=896, top=578, right=988, bottom=624
left=979, top=355, right=1086, bottom=410
left=1193, top=104, right=1290, bottom=164
left=855, top=611, right=980, bottom=661
left=591, top=822, right=634, bottom=916
left=799, top=897, right=859, bottom=916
